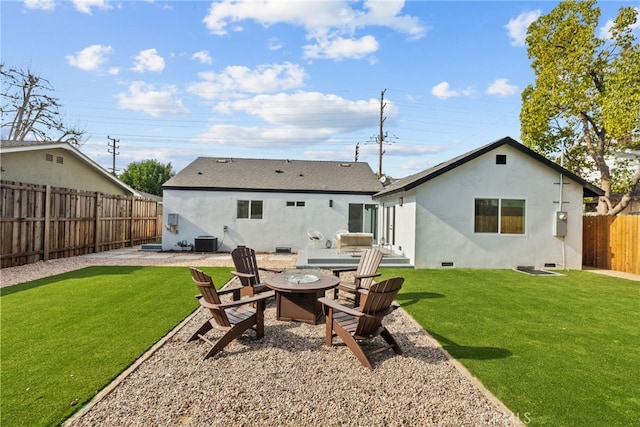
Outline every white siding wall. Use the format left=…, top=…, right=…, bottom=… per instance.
left=162, top=189, right=374, bottom=253
left=414, top=145, right=584, bottom=269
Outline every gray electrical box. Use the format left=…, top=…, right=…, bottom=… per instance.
left=553, top=211, right=568, bottom=237
left=168, top=214, right=179, bottom=226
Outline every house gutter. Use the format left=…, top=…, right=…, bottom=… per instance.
left=162, top=186, right=379, bottom=196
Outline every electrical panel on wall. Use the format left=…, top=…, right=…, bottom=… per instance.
left=553, top=211, right=568, bottom=237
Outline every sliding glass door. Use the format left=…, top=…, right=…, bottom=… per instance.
left=348, top=204, right=378, bottom=240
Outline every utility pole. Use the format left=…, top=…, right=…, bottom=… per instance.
left=378, top=89, right=386, bottom=178
left=107, top=136, right=120, bottom=176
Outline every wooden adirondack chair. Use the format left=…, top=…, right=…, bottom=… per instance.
left=331, top=248, right=383, bottom=306
left=187, top=267, right=274, bottom=360
left=231, top=246, right=282, bottom=299
left=318, top=276, right=405, bottom=370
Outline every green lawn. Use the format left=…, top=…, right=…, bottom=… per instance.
left=379, top=268, right=640, bottom=426
left=0, top=266, right=232, bottom=427
left=2, top=267, right=638, bottom=426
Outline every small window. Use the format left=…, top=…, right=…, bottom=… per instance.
left=237, top=200, right=249, bottom=218
left=296, top=201, right=305, bottom=207
left=496, top=154, right=507, bottom=164
left=286, top=201, right=295, bottom=207
left=475, top=198, right=525, bottom=234
left=45, top=154, right=53, bottom=162
left=500, top=199, right=525, bottom=234
left=475, top=199, right=499, bottom=233
left=56, top=156, right=64, bottom=164
left=237, top=200, right=263, bottom=219
left=250, top=200, right=263, bottom=219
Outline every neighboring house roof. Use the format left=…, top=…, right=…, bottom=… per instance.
left=164, top=157, right=383, bottom=195
left=373, top=136, right=604, bottom=199
left=0, top=140, right=142, bottom=197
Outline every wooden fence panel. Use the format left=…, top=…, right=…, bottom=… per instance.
left=583, top=215, right=640, bottom=275
left=1, top=181, right=162, bottom=268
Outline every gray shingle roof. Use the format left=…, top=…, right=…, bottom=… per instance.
left=164, top=157, right=383, bottom=194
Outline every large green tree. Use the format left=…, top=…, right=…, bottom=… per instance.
left=119, top=159, right=174, bottom=197
left=521, top=0, right=639, bottom=214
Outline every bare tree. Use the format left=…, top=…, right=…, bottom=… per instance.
left=1, top=63, right=84, bottom=144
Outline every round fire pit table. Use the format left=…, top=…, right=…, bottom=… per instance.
left=265, top=270, right=339, bottom=325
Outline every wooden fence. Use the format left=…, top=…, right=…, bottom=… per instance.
left=1, top=181, right=162, bottom=268
left=583, top=215, right=640, bottom=275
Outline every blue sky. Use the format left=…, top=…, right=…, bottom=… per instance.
left=2, top=0, right=638, bottom=179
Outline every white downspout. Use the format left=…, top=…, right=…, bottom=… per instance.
left=559, top=172, right=566, bottom=269
left=559, top=143, right=566, bottom=270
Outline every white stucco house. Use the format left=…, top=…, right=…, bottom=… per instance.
left=162, top=158, right=383, bottom=253
left=162, top=137, right=603, bottom=269
left=373, top=137, right=603, bottom=269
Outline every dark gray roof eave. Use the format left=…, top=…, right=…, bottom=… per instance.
left=162, top=185, right=378, bottom=195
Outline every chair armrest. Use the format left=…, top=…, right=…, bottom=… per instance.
left=219, top=291, right=274, bottom=308
left=200, top=291, right=275, bottom=310
left=231, top=271, right=256, bottom=279
left=331, top=267, right=358, bottom=276
left=318, top=297, right=364, bottom=317
left=354, top=272, right=381, bottom=280
left=217, top=282, right=243, bottom=296
left=259, top=267, right=283, bottom=273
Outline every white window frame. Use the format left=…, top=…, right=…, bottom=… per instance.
left=474, top=198, right=526, bottom=235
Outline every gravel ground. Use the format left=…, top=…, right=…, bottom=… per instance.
left=2, top=250, right=522, bottom=427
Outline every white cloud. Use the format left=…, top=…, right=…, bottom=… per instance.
left=599, top=7, right=640, bottom=40
left=202, top=0, right=426, bottom=60
left=66, top=44, right=113, bottom=71
left=431, top=82, right=459, bottom=100
left=384, top=144, right=444, bottom=157
left=505, top=10, right=541, bottom=47
left=216, top=92, right=387, bottom=130
left=131, top=48, right=165, bottom=73
left=486, top=78, right=519, bottom=97
left=194, top=124, right=333, bottom=146
left=192, top=50, right=213, bottom=64
left=195, top=91, right=391, bottom=146
left=187, top=62, right=306, bottom=99
left=108, top=67, right=120, bottom=75
left=116, top=81, right=189, bottom=117
left=303, top=35, right=379, bottom=60
left=401, top=156, right=441, bottom=172
left=268, top=37, right=283, bottom=51
left=24, top=0, right=55, bottom=11
left=72, top=0, right=111, bottom=15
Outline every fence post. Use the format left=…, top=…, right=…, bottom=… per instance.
left=130, top=197, right=135, bottom=247
left=94, top=193, right=101, bottom=253
left=44, top=185, right=51, bottom=261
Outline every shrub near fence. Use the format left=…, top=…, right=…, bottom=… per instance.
left=583, top=215, right=640, bottom=275
left=0, top=181, right=162, bottom=268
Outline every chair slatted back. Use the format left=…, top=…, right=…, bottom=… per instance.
left=231, top=246, right=261, bottom=287
left=356, top=248, right=384, bottom=290
left=189, top=267, right=230, bottom=328
left=355, top=277, right=404, bottom=336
